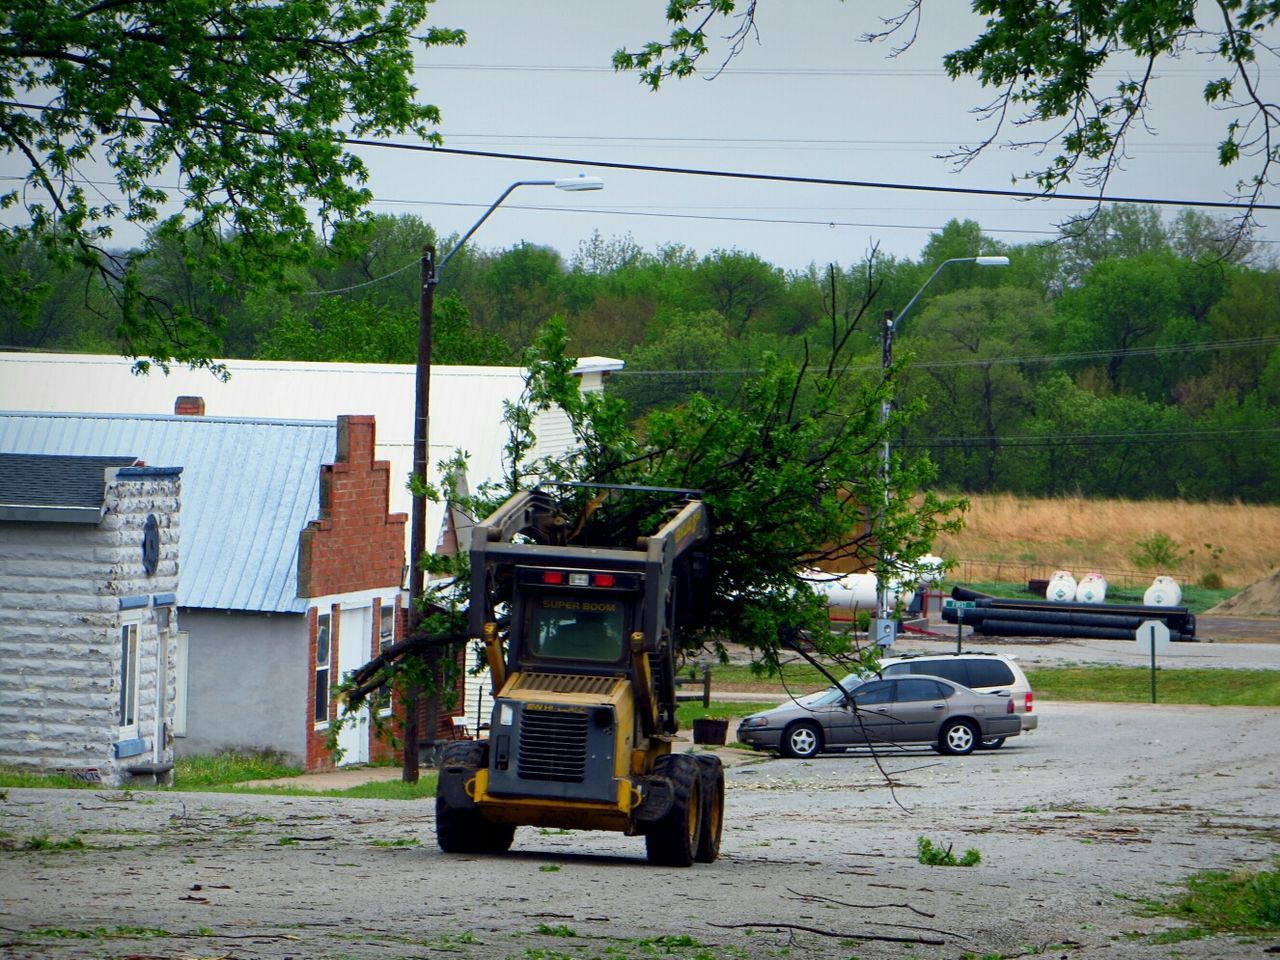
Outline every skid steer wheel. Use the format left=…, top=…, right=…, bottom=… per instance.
left=693, top=754, right=724, bottom=863
left=435, top=741, right=516, bottom=855
left=645, top=754, right=703, bottom=867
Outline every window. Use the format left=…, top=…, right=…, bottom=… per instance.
left=897, top=678, right=950, bottom=702
left=527, top=596, right=626, bottom=663
left=314, top=614, right=331, bottom=724
left=118, top=623, right=140, bottom=730
left=377, top=604, right=394, bottom=711
left=853, top=680, right=894, bottom=706
left=967, top=660, right=1015, bottom=688
left=903, top=660, right=967, bottom=685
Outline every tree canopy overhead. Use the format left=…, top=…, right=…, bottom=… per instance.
left=1, top=0, right=462, bottom=372
left=614, top=1, right=1280, bottom=233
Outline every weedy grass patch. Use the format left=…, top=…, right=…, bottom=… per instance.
left=173, top=748, right=301, bottom=788
left=1138, top=864, right=1280, bottom=939
left=917, top=836, right=981, bottom=867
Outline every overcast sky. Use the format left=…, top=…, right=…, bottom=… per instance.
left=349, top=1, right=1271, bottom=272
left=5, top=2, right=1272, bottom=273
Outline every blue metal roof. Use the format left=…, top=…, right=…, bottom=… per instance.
left=0, top=411, right=335, bottom=613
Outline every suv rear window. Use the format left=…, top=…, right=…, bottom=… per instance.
left=883, top=657, right=1016, bottom=689
left=888, top=660, right=967, bottom=685
left=967, top=660, right=1015, bottom=687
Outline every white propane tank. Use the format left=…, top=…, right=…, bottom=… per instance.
left=1143, top=575, right=1182, bottom=607
left=909, top=554, right=946, bottom=586
left=805, top=569, right=898, bottom=622
left=1075, top=571, right=1108, bottom=603
left=1045, top=570, right=1077, bottom=602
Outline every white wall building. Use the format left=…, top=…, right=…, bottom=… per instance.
left=0, top=352, right=623, bottom=555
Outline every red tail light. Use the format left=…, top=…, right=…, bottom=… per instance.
left=1006, top=697, right=1015, bottom=714
left=1025, top=692, right=1034, bottom=713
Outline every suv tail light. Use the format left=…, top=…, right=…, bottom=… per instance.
left=1006, top=697, right=1015, bottom=714
left=1025, top=691, right=1034, bottom=713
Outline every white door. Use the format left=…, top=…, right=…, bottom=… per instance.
left=336, top=606, right=371, bottom=765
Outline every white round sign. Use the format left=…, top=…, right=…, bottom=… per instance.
left=1135, top=619, right=1171, bottom=655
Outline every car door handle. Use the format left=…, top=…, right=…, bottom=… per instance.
left=932, top=704, right=945, bottom=710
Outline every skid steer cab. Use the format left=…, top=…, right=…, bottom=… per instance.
left=435, top=485, right=724, bottom=866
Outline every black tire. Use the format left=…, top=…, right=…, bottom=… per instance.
left=435, top=741, right=516, bottom=854
left=939, top=719, right=979, bottom=756
left=645, top=754, right=703, bottom=867
left=781, top=721, right=823, bottom=759
left=979, top=737, right=1007, bottom=750
left=693, top=754, right=724, bottom=864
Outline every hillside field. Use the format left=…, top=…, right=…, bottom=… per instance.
left=931, top=493, right=1280, bottom=591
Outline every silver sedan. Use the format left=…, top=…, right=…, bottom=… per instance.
left=736, top=674, right=1021, bottom=758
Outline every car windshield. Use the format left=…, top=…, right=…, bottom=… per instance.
left=799, top=674, right=867, bottom=707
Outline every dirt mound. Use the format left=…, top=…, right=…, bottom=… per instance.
left=1206, top=568, right=1280, bottom=617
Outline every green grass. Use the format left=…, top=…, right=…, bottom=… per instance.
left=699, top=658, right=1280, bottom=707
left=1, top=750, right=437, bottom=799
left=702, top=661, right=843, bottom=689
left=1139, top=865, right=1280, bottom=938
left=1026, top=666, right=1280, bottom=706
left=174, top=749, right=301, bottom=788
left=0, top=768, right=98, bottom=789
left=917, top=836, right=981, bottom=867
left=676, top=701, right=772, bottom=725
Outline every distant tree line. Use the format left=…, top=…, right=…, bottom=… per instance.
left=3, top=205, right=1277, bottom=502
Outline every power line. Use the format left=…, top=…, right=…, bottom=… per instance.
left=344, top=138, right=1278, bottom=213
left=902, top=424, right=1280, bottom=449
left=609, top=335, right=1280, bottom=377
left=417, top=62, right=1227, bottom=80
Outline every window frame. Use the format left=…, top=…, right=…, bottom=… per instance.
left=118, top=620, right=141, bottom=735
left=377, top=603, right=394, bottom=715
left=314, top=613, right=332, bottom=726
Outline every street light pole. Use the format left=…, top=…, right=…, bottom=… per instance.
left=875, top=256, right=1009, bottom=635
left=402, top=175, right=603, bottom=781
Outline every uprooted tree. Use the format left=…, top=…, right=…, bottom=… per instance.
left=333, top=261, right=966, bottom=754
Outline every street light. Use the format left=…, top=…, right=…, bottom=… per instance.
left=874, top=255, right=1009, bottom=637
left=403, top=175, right=604, bottom=781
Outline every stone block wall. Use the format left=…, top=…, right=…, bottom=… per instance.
left=0, top=467, right=180, bottom=786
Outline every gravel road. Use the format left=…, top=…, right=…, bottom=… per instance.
left=3, top=697, right=1278, bottom=960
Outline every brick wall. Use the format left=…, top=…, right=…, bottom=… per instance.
left=297, top=416, right=407, bottom=599
left=303, top=605, right=337, bottom=772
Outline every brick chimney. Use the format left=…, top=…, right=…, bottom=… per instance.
left=175, top=396, right=205, bottom=417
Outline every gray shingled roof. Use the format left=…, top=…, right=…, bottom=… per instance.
left=0, top=452, right=140, bottom=523
left=0, top=412, right=335, bottom=614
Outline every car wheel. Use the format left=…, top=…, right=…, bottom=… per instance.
left=781, top=721, right=823, bottom=759
left=939, top=719, right=978, bottom=756
left=979, top=737, right=1007, bottom=750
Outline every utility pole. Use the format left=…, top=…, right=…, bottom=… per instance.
left=402, top=244, right=436, bottom=783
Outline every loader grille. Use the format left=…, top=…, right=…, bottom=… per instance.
left=517, top=709, right=589, bottom=783
left=515, top=672, right=619, bottom=696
